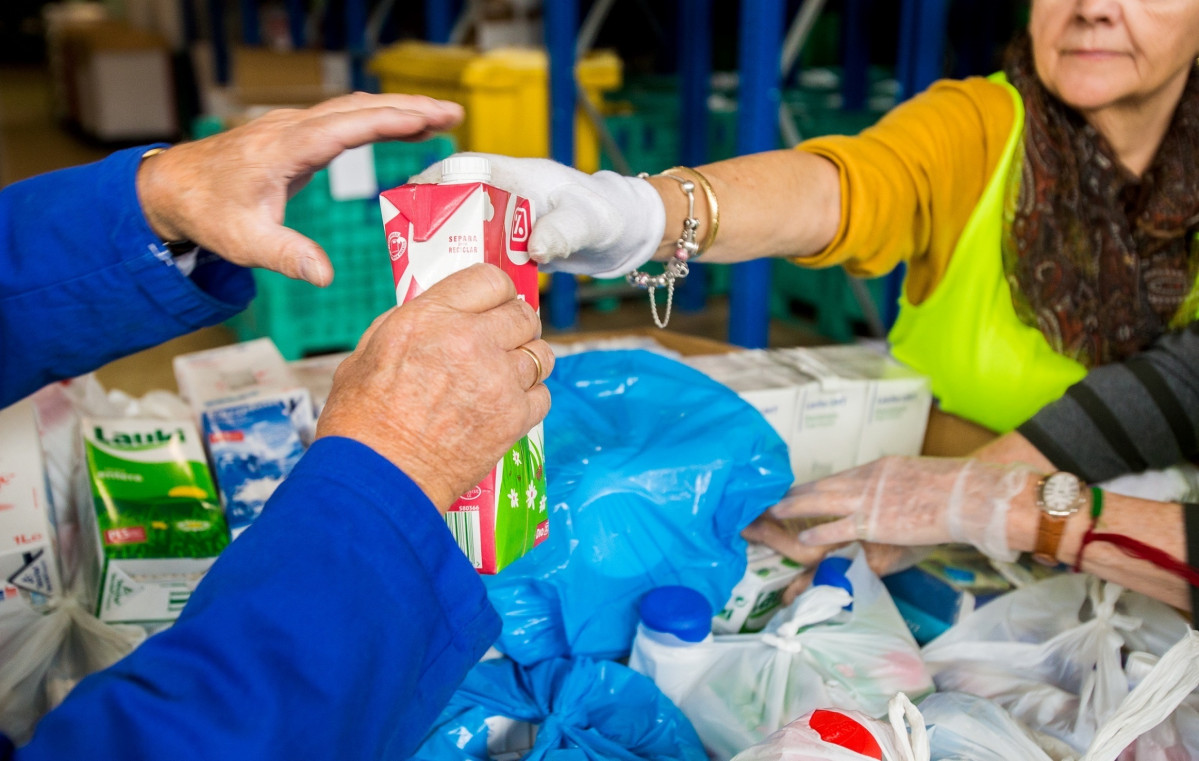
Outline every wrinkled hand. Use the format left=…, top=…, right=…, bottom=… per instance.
left=769, top=455, right=1036, bottom=562
left=137, top=92, right=464, bottom=286
left=315, top=264, right=553, bottom=512
left=411, top=152, right=664, bottom=278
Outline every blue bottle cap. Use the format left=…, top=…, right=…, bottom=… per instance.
left=639, top=586, right=713, bottom=643
left=812, top=556, right=854, bottom=610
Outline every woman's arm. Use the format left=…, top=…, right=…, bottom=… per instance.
left=770, top=456, right=1195, bottom=611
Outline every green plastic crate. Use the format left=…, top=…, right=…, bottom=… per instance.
left=228, top=137, right=455, bottom=359
left=770, top=260, right=888, bottom=343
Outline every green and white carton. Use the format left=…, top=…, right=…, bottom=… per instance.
left=713, top=543, right=805, bottom=634
left=80, top=417, right=230, bottom=623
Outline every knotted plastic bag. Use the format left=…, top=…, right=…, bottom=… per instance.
left=629, top=545, right=933, bottom=760
left=486, top=350, right=793, bottom=664
left=411, top=656, right=707, bottom=761
left=921, top=573, right=1193, bottom=753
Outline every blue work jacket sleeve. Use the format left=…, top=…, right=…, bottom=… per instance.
left=11, top=436, right=500, bottom=761
left=0, top=145, right=255, bottom=407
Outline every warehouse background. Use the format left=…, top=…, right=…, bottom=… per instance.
left=0, top=0, right=1028, bottom=395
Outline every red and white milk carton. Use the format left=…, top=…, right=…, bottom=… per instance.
left=379, top=156, right=547, bottom=574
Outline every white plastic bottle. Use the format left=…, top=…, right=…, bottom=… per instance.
left=628, top=585, right=714, bottom=703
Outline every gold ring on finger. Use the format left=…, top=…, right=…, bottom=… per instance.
left=517, top=345, right=543, bottom=386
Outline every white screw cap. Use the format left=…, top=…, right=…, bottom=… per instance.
left=440, top=156, right=492, bottom=184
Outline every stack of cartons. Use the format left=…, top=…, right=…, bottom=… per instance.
left=685, top=345, right=932, bottom=485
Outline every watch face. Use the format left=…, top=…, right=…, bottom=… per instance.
left=1041, top=472, right=1082, bottom=515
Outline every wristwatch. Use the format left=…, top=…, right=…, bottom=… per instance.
left=1032, top=471, right=1087, bottom=566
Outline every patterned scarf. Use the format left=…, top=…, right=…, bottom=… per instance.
left=1001, top=35, right=1199, bottom=367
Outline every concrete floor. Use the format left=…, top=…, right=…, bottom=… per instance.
left=1, top=63, right=826, bottom=397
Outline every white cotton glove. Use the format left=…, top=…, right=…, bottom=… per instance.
left=409, top=152, right=665, bottom=278
left=769, top=456, right=1036, bottom=562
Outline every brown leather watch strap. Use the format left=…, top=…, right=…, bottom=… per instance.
left=1033, top=513, right=1068, bottom=566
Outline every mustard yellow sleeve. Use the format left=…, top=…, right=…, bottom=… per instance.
left=796, top=77, right=1017, bottom=304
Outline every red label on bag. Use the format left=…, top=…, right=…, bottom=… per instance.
left=809, top=710, right=884, bottom=758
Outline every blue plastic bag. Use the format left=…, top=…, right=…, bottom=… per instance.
left=412, top=657, right=708, bottom=761
left=486, top=350, right=793, bottom=664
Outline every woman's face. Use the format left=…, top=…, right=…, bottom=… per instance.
left=1031, top=0, right=1199, bottom=113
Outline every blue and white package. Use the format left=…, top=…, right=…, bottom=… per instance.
left=203, top=393, right=308, bottom=537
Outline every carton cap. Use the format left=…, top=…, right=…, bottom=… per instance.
left=441, top=156, right=491, bottom=184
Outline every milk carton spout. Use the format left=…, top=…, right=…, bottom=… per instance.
left=440, top=156, right=492, bottom=184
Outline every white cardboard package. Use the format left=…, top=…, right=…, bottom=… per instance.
left=0, top=399, right=62, bottom=607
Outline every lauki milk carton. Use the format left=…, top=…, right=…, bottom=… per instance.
left=80, top=417, right=230, bottom=623
left=379, top=156, right=547, bottom=574
left=0, top=399, right=62, bottom=608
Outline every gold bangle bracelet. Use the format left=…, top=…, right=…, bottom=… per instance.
left=664, top=165, right=720, bottom=253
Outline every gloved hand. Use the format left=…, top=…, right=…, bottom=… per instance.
left=742, top=515, right=931, bottom=604
left=769, top=456, right=1037, bottom=562
left=410, top=152, right=665, bottom=278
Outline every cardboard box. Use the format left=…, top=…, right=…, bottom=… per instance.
left=58, top=20, right=177, bottom=141
left=791, top=345, right=933, bottom=465
left=0, top=400, right=62, bottom=608
left=233, top=47, right=350, bottom=105
left=682, top=352, right=801, bottom=450
left=380, top=171, right=547, bottom=574
left=80, top=417, right=229, bottom=623
left=713, top=543, right=805, bottom=634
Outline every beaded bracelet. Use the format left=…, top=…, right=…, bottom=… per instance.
left=626, top=172, right=700, bottom=328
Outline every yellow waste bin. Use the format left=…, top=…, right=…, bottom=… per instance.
left=369, top=42, right=622, bottom=173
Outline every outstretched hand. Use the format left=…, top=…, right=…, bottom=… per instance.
left=136, top=92, right=463, bottom=287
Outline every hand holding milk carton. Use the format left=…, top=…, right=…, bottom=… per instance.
left=379, top=156, right=547, bottom=574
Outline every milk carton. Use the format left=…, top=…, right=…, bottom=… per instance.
left=712, top=543, right=804, bottom=634
left=0, top=400, right=61, bottom=607
left=174, top=338, right=313, bottom=537
left=80, top=417, right=230, bottom=623
left=794, top=346, right=932, bottom=465
left=379, top=156, right=547, bottom=574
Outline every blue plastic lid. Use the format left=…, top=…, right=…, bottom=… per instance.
left=639, top=586, right=713, bottom=643
left=812, top=556, right=855, bottom=610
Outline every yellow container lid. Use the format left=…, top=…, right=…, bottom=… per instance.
left=371, top=42, right=622, bottom=92
left=368, top=41, right=478, bottom=84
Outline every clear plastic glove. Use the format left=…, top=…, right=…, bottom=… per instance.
left=770, top=456, right=1036, bottom=562
left=742, top=515, right=931, bottom=604
left=410, top=152, right=665, bottom=277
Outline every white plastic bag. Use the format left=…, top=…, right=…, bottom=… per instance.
left=0, top=596, right=144, bottom=744
left=922, top=631, right=1199, bottom=761
left=630, top=546, right=933, bottom=760
left=922, top=574, right=1192, bottom=753
left=731, top=694, right=929, bottom=761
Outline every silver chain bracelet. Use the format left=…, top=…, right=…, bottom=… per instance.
left=626, top=172, right=700, bottom=328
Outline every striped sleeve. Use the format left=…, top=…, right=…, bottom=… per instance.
left=1017, top=324, right=1199, bottom=484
